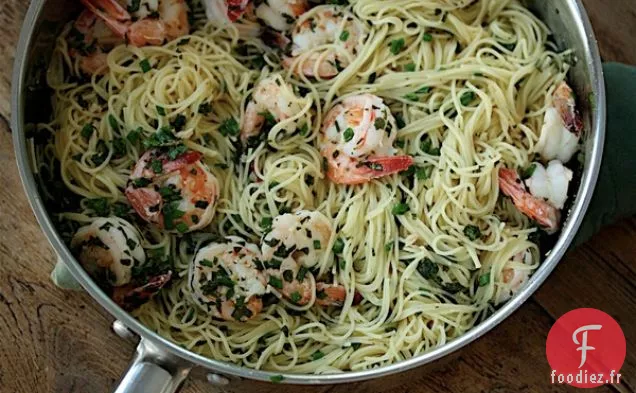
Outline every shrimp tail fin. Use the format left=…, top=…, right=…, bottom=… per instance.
left=498, top=168, right=560, bottom=232
left=112, top=272, right=172, bottom=311
left=227, top=0, right=250, bottom=21
left=553, top=82, right=583, bottom=136
left=80, top=0, right=131, bottom=38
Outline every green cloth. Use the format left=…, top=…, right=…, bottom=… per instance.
left=50, top=63, right=636, bottom=289
left=572, top=63, right=636, bottom=247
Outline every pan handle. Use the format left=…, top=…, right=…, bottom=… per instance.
left=113, top=338, right=192, bottom=393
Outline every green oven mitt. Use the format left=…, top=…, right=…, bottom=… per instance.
left=50, top=62, right=636, bottom=289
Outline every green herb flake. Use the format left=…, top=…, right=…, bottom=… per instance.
left=332, top=238, right=345, bottom=254
left=270, top=375, right=284, bottom=383
left=478, top=272, right=491, bottom=287
left=127, top=127, right=141, bottom=144
left=520, top=163, right=537, bottom=180
left=219, top=117, right=240, bottom=137
left=108, top=115, right=119, bottom=131
left=417, top=258, right=439, bottom=279
left=460, top=91, right=476, bottom=106
left=392, top=203, right=409, bottom=215
left=422, top=33, right=433, bottom=42
left=268, top=276, right=283, bottom=289
left=390, top=38, right=406, bottom=55
left=81, top=124, right=95, bottom=139
left=299, top=123, right=309, bottom=136
left=404, top=93, right=419, bottom=102
left=415, top=86, right=431, bottom=94
left=463, top=225, right=481, bottom=241
left=86, top=198, right=109, bottom=216
left=139, top=58, right=152, bottom=73
left=404, top=63, right=416, bottom=72
left=311, top=350, right=324, bottom=361
left=156, top=106, right=166, bottom=116
left=290, top=291, right=302, bottom=303
left=175, top=222, right=189, bottom=233
left=374, top=118, right=386, bottom=129
left=261, top=217, right=273, bottom=232
left=313, top=240, right=321, bottom=250
left=339, top=30, right=350, bottom=41
left=384, top=241, right=394, bottom=252
left=343, top=127, right=354, bottom=142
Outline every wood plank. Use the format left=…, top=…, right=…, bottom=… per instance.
left=581, top=0, right=636, bottom=65
left=0, top=0, right=26, bottom=120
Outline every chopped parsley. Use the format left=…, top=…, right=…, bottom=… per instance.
left=198, top=102, right=212, bottom=115
left=339, top=30, right=350, bottom=41
left=299, top=123, right=309, bottom=136
left=392, top=203, right=409, bottom=215
left=162, top=202, right=185, bottom=230
left=143, top=126, right=176, bottom=148
left=374, top=118, right=386, bottom=129
left=139, top=58, right=152, bottom=73
left=390, top=38, right=406, bottom=55
left=199, top=259, right=215, bottom=268
left=463, top=225, right=481, bottom=241
left=270, top=375, right=284, bottom=383
left=384, top=241, right=394, bottom=252
left=311, top=350, right=324, bottom=360
left=297, top=266, right=308, bottom=281
left=332, top=238, right=344, bottom=254
left=417, top=258, right=439, bottom=279
left=343, top=127, right=354, bottom=142
left=520, top=163, right=537, bottom=180
left=127, top=127, right=142, bottom=144
left=156, top=105, right=166, bottom=116
left=290, top=291, right=302, bottom=303
left=415, top=86, right=431, bottom=94
left=313, top=240, right=321, bottom=250
left=404, top=63, right=416, bottom=72
left=261, top=217, right=273, bottom=232
left=127, top=0, right=140, bottom=12
left=86, top=198, right=109, bottom=216
left=404, top=93, right=419, bottom=102
left=150, top=159, right=163, bottom=174
left=167, top=144, right=187, bottom=160
left=81, top=124, right=95, bottom=139
left=460, top=91, right=476, bottom=106
left=422, top=33, right=433, bottom=42
left=108, top=115, right=119, bottom=131
left=268, top=276, right=283, bottom=290
left=478, top=272, right=491, bottom=287
left=283, top=270, right=294, bottom=282
left=175, top=222, right=189, bottom=233
left=219, top=118, right=240, bottom=137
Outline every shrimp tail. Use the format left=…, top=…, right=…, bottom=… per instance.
left=328, top=155, right=414, bottom=185
left=315, top=283, right=362, bottom=307
left=112, top=272, right=173, bottom=311
left=498, top=168, right=560, bottom=231
left=80, top=0, right=131, bottom=38
left=553, top=82, right=583, bottom=136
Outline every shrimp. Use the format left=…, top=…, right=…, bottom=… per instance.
left=283, top=5, right=366, bottom=78
left=71, top=217, right=146, bottom=286
left=535, top=82, right=582, bottom=163
left=241, top=74, right=308, bottom=144
left=495, top=249, right=534, bottom=304
left=261, top=211, right=361, bottom=307
left=80, top=0, right=189, bottom=47
left=112, top=272, right=173, bottom=311
left=201, top=0, right=251, bottom=24
left=125, top=148, right=219, bottom=233
left=68, top=10, right=124, bottom=75
left=316, top=282, right=363, bottom=307
left=188, top=237, right=267, bottom=321
left=524, top=160, right=573, bottom=210
left=254, top=0, right=309, bottom=32
left=498, top=167, right=560, bottom=232
left=320, top=94, right=413, bottom=185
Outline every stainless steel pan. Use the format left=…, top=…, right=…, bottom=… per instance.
left=11, top=0, right=605, bottom=391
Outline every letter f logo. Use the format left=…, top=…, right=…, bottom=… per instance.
left=572, top=324, right=602, bottom=368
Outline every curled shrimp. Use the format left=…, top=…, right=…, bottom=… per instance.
left=498, top=167, right=560, bottom=232
left=240, top=74, right=309, bottom=145
left=283, top=5, right=366, bottom=78
left=80, top=0, right=189, bottom=47
left=524, top=160, right=573, bottom=210
left=125, top=148, right=219, bottom=233
left=201, top=0, right=251, bottom=24
left=71, top=217, right=172, bottom=310
left=320, top=94, right=413, bottom=185
left=262, top=210, right=361, bottom=307
left=188, top=237, right=267, bottom=321
left=68, top=10, right=124, bottom=75
left=494, top=249, right=534, bottom=304
left=254, top=0, right=308, bottom=32
left=536, top=81, right=582, bottom=163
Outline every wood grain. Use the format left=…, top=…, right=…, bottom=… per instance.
left=0, top=1, right=635, bottom=392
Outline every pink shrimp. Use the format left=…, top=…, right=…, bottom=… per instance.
left=320, top=94, right=413, bottom=185
left=125, top=148, right=219, bottom=233
left=68, top=10, right=124, bottom=74
left=80, top=0, right=189, bottom=47
left=498, top=168, right=560, bottom=231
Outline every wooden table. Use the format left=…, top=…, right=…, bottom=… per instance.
left=0, top=1, right=634, bottom=392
